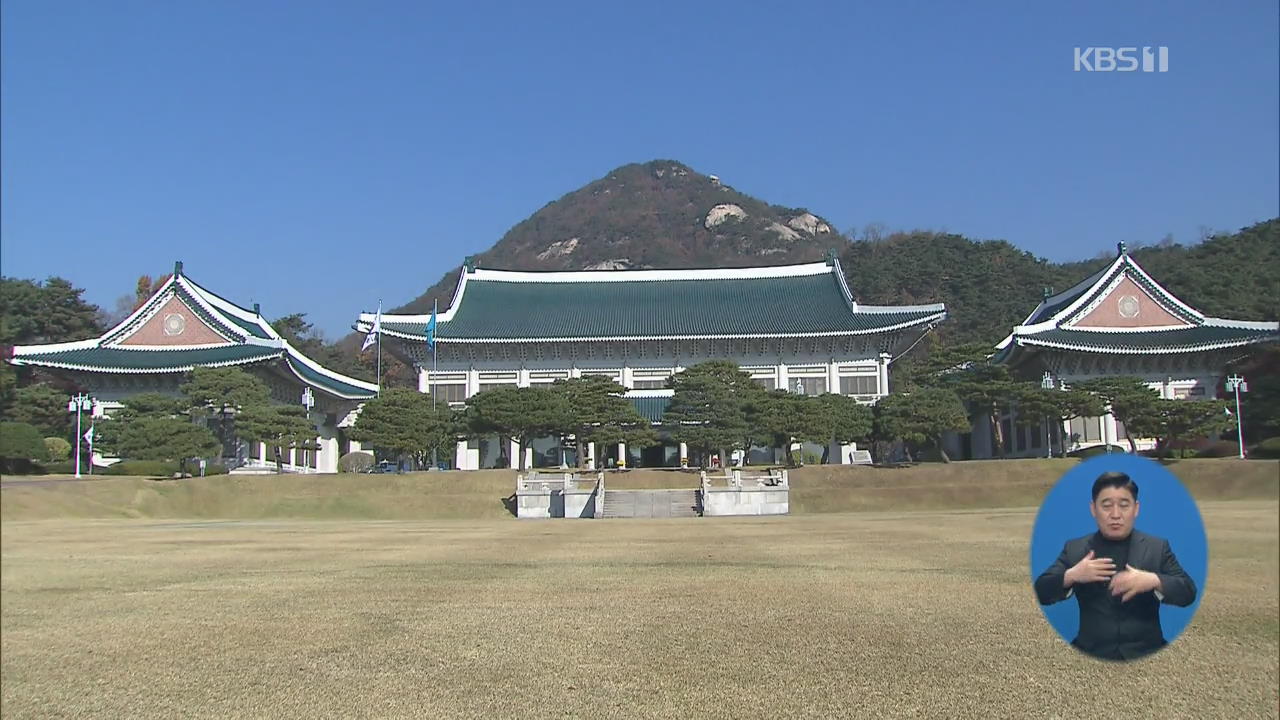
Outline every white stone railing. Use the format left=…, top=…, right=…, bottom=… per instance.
left=516, top=471, right=604, bottom=519
left=700, top=469, right=789, bottom=516
left=700, top=468, right=788, bottom=490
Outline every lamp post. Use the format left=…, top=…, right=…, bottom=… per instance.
left=1225, top=374, right=1248, bottom=460
left=219, top=404, right=239, bottom=467
left=66, top=393, right=94, bottom=478
left=301, top=387, right=315, bottom=471
left=1041, top=372, right=1054, bottom=459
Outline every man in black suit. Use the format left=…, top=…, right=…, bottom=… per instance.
left=1034, top=471, right=1197, bottom=661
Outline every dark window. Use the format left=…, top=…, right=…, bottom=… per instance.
left=796, top=377, right=827, bottom=396
left=839, top=376, right=879, bottom=395
left=431, top=384, right=467, bottom=403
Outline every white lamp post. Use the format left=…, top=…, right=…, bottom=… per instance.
left=66, top=393, right=94, bottom=478
left=1225, top=374, right=1248, bottom=460
left=1041, top=372, right=1055, bottom=459
left=301, top=387, right=316, bottom=471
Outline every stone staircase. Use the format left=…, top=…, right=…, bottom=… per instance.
left=601, top=489, right=700, bottom=518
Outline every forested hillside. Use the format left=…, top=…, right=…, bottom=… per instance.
left=840, top=218, right=1278, bottom=346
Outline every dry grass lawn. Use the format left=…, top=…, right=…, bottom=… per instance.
left=3, top=501, right=1277, bottom=719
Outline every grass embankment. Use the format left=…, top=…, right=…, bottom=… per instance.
left=791, top=459, right=1280, bottom=512
left=2, top=504, right=1276, bottom=718
left=2, top=460, right=1276, bottom=521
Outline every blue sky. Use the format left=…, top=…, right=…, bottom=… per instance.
left=2, top=1, right=1277, bottom=339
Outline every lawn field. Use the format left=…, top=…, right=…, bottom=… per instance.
left=3, top=459, right=1277, bottom=520
left=3, top=501, right=1277, bottom=718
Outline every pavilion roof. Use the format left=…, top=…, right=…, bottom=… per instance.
left=995, top=247, right=1278, bottom=364
left=9, top=263, right=378, bottom=401
left=359, top=260, right=946, bottom=343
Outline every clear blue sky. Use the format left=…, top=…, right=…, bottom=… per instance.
left=3, top=1, right=1277, bottom=339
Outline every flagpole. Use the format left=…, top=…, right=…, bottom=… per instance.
left=376, top=299, right=382, bottom=397
left=431, top=298, right=438, bottom=471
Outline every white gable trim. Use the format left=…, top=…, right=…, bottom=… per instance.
left=1061, top=270, right=1196, bottom=331
left=469, top=262, right=833, bottom=284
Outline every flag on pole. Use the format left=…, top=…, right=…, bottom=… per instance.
left=83, top=424, right=95, bottom=446
left=361, top=302, right=382, bottom=352
left=425, top=301, right=437, bottom=351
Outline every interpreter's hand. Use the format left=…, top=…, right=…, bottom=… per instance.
left=1110, top=565, right=1161, bottom=602
left=1065, top=550, right=1116, bottom=587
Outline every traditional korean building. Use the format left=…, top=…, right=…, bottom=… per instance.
left=975, top=243, right=1279, bottom=457
left=358, top=256, right=947, bottom=469
left=7, top=262, right=378, bottom=473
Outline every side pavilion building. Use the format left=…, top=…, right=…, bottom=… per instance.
left=7, top=262, right=379, bottom=473
left=358, top=256, right=947, bottom=470
left=979, top=243, right=1278, bottom=457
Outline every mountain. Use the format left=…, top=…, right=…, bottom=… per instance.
left=392, top=160, right=846, bottom=315
left=321, top=157, right=1276, bottom=384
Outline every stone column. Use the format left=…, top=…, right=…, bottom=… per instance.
left=418, top=365, right=430, bottom=394
left=319, top=435, right=340, bottom=473
left=617, top=442, right=627, bottom=468
left=878, top=353, right=892, bottom=397
left=679, top=442, right=689, bottom=468
left=587, top=441, right=596, bottom=470
left=1103, top=414, right=1118, bottom=448
left=455, top=440, right=471, bottom=471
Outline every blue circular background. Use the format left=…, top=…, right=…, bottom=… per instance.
left=1029, top=454, right=1208, bottom=652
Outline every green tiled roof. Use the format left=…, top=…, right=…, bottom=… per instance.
left=1016, top=325, right=1279, bottom=353
left=284, top=356, right=377, bottom=400
left=216, top=307, right=273, bottom=339
left=629, top=396, right=671, bottom=423
left=383, top=275, right=943, bottom=341
left=14, top=345, right=283, bottom=373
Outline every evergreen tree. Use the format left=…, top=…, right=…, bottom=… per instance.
left=90, top=393, right=221, bottom=475
left=664, top=361, right=762, bottom=468
left=873, top=387, right=970, bottom=463
left=348, top=387, right=457, bottom=469
left=465, top=386, right=573, bottom=471
left=0, top=421, right=50, bottom=473
left=817, top=393, right=874, bottom=463
left=1072, top=377, right=1162, bottom=453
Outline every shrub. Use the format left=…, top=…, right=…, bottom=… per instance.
left=38, top=460, right=115, bottom=475
left=1067, top=444, right=1128, bottom=459
left=339, top=451, right=375, bottom=473
left=101, top=458, right=229, bottom=477
left=43, top=436, right=72, bottom=462
left=104, top=460, right=181, bottom=477
left=0, top=421, right=51, bottom=473
left=1250, top=437, right=1280, bottom=459
left=1193, top=440, right=1243, bottom=458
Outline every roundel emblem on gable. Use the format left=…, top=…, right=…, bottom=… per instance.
left=163, top=313, right=187, bottom=336
left=1118, top=295, right=1140, bottom=319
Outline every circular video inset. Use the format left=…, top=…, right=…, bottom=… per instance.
left=1029, top=454, right=1207, bottom=662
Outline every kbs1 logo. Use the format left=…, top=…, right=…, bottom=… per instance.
left=1074, top=46, right=1169, bottom=72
